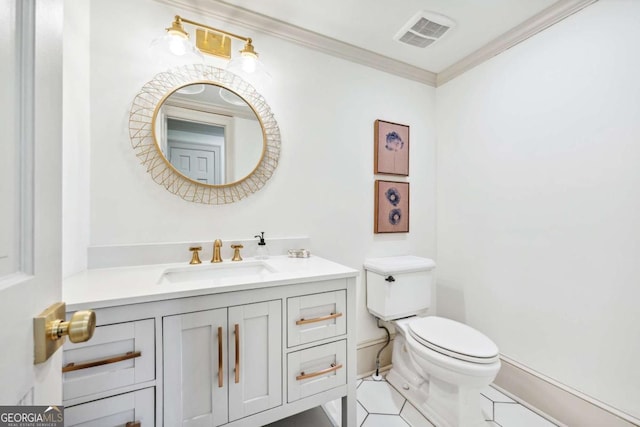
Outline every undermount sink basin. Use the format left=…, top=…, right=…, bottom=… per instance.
left=159, top=261, right=277, bottom=285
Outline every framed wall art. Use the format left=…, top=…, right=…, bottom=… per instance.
left=374, top=119, right=409, bottom=176
left=374, top=180, right=409, bottom=233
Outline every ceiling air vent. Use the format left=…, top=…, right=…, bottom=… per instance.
left=394, top=11, right=455, bottom=48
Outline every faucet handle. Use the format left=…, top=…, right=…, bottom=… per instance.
left=231, top=244, right=244, bottom=262
left=189, top=246, right=203, bottom=265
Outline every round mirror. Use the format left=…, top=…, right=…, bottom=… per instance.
left=153, top=83, right=265, bottom=185
left=129, top=64, right=280, bottom=205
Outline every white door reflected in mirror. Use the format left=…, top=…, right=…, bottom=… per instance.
left=154, top=83, right=264, bottom=185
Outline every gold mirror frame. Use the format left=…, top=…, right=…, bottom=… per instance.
left=129, top=64, right=280, bottom=204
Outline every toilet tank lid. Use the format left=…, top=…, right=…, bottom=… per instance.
left=364, top=256, right=436, bottom=275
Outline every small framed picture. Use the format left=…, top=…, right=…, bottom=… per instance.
left=374, top=119, right=409, bottom=176
left=374, top=180, right=409, bottom=233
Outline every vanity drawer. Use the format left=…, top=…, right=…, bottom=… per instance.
left=287, top=340, right=346, bottom=402
left=63, top=319, right=155, bottom=401
left=287, top=290, right=346, bottom=347
left=65, top=387, right=154, bottom=426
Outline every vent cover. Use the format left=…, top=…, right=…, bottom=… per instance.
left=394, top=11, right=455, bottom=48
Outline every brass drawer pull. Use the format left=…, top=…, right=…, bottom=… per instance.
left=296, top=363, right=343, bottom=381
left=234, top=324, right=240, bottom=383
left=62, top=351, right=142, bottom=373
left=296, top=312, right=343, bottom=326
left=217, top=326, right=223, bottom=388
left=126, top=422, right=141, bottom=427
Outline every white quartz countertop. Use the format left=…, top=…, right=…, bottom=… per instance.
left=63, top=255, right=358, bottom=311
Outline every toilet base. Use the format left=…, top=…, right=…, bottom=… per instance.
left=387, top=332, right=494, bottom=427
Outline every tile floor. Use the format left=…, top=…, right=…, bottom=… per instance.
left=269, top=375, right=561, bottom=427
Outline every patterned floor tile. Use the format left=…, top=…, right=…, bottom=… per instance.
left=358, top=380, right=406, bottom=415
left=362, top=414, right=411, bottom=427
left=400, top=401, right=436, bottom=427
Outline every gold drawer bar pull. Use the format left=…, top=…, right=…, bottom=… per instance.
left=296, top=312, right=343, bottom=326
left=296, top=363, right=343, bottom=381
left=234, top=324, right=240, bottom=384
left=62, top=351, right=142, bottom=373
left=217, top=326, right=223, bottom=388
left=126, top=422, right=141, bottom=427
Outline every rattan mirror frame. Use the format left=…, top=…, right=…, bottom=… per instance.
left=129, top=64, right=280, bottom=204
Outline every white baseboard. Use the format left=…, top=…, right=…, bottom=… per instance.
left=356, top=336, right=395, bottom=377
left=495, top=355, right=639, bottom=427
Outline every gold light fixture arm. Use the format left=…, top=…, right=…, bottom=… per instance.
left=175, top=15, right=251, bottom=43
left=170, top=15, right=258, bottom=59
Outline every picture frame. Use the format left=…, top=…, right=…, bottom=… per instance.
left=374, top=119, right=409, bottom=176
left=374, top=180, right=409, bottom=233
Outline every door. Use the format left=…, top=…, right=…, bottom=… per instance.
left=228, top=300, right=282, bottom=421
left=0, top=0, right=65, bottom=405
left=168, top=144, right=219, bottom=184
left=164, top=309, right=229, bottom=426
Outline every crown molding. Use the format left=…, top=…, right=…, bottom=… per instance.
left=155, top=0, right=598, bottom=88
left=154, top=0, right=438, bottom=86
left=436, top=0, right=599, bottom=86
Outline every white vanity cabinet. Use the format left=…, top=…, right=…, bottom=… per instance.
left=62, top=256, right=358, bottom=427
left=163, top=300, right=282, bottom=426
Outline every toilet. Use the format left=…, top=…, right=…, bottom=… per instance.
left=364, top=256, right=500, bottom=427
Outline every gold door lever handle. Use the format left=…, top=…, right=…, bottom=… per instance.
left=48, top=310, right=96, bottom=343
left=34, top=302, right=97, bottom=364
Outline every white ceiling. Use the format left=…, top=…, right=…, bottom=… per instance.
left=216, top=0, right=558, bottom=73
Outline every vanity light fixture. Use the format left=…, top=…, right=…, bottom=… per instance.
left=153, top=15, right=268, bottom=78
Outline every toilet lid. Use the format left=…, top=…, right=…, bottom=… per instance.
left=408, top=317, right=499, bottom=364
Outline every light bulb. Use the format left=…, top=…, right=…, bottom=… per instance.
left=169, top=36, right=187, bottom=56
left=241, top=54, right=257, bottom=73
left=149, top=33, right=205, bottom=67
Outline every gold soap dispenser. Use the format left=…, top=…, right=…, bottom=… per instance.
left=254, top=232, right=269, bottom=259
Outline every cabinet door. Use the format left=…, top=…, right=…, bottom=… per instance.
left=228, top=300, right=282, bottom=421
left=65, top=387, right=154, bottom=427
left=164, top=309, right=228, bottom=427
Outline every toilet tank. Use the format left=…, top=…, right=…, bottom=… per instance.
left=364, top=256, right=436, bottom=321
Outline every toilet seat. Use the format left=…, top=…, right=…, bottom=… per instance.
left=408, top=317, right=499, bottom=364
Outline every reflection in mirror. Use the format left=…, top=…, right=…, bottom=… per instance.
left=154, top=83, right=264, bottom=185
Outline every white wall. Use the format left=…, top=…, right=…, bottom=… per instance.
left=62, top=0, right=90, bottom=277
left=436, top=0, right=640, bottom=419
left=80, top=0, right=437, bottom=343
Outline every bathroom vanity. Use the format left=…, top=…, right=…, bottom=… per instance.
left=61, top=256, right=358, bottom=427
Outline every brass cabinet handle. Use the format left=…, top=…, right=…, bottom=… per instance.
left=62, top=351, right=141, bottom=373
left=234, top=324, right=240, bottom=383
left=217, top=326, right=223, bottom=388
left=296, top=312, right=343, bottom=326
left=296, top=363, right=343, bottom=381
left=126, top=422, right=141, bottom=427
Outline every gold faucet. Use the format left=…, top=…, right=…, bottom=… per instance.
left=211, top=239, right=223, bottom=263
